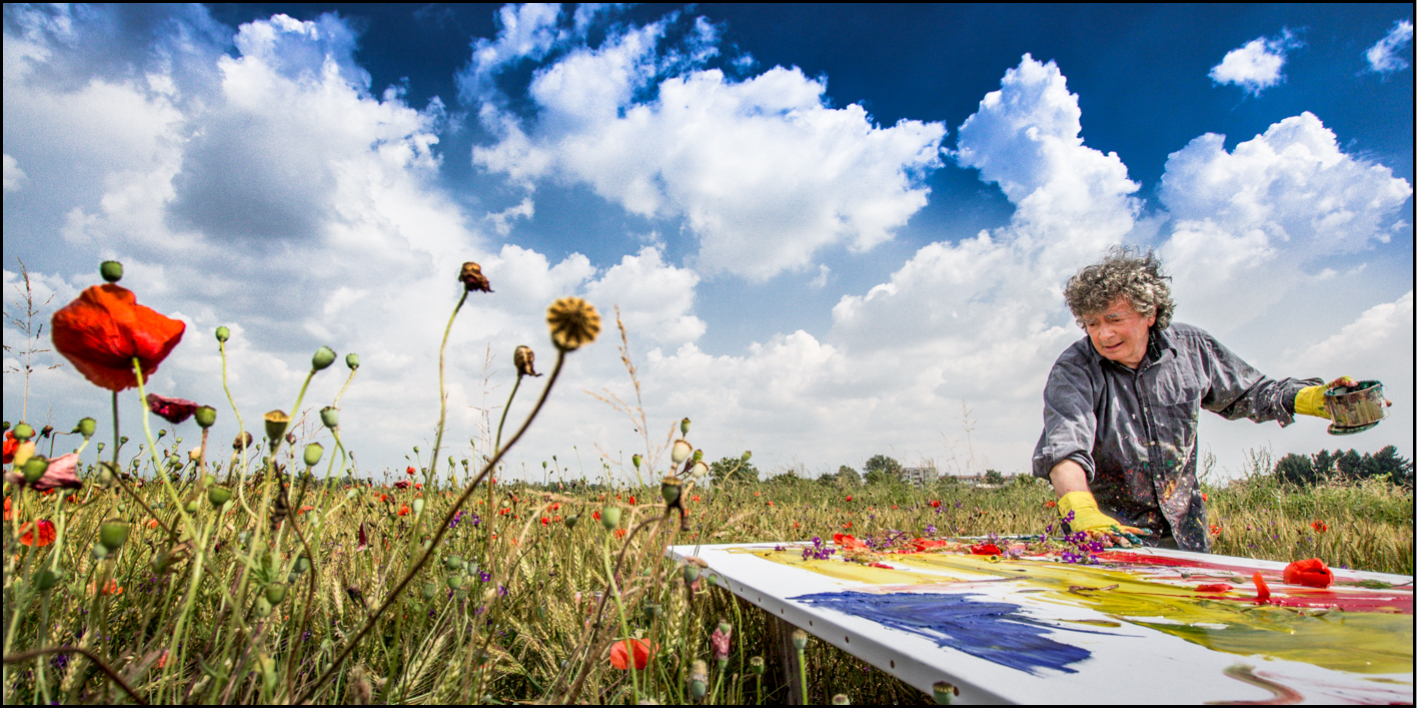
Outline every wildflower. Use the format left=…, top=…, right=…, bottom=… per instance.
left=50, top=281, right=186, bottom=391
left=298, top=505, right=314, bottom=515
left=89, top=579, right=123, bottom=596
left=541, top=516, right=550, bottom=526
left=711, top=620, right=732, bottom=663
left=1283, top=558, right=1334, bottom=588
left=970, top=543, right=1001, bottom=556
left=546, top=297, right=601, bottom=351
left=1201, top=492, right=1209, bottom=502
left=767, top=501, right=774, bottom=507
left=20, top=519, right=57, bottom=546
left=459, top=261, right=493, bottom=293
left=406, top=466, right=416, bottom=476
left=146, top=394, right=199, bottom=425
left=931, top=500, right=941, bottom=508
left=628, top=495, right=636, bottom=506
left=1210, top=524, right=1222, bottom=536
left=1311, top=520, right=1328, bottom=533
left=1252, top=572, right=1271, bottom=603
left=614, top=528, right=627, bottom=539
left=513, top=345, right=541, bottom=377
left=398, top=504, right=411, bottom=516
left=2, top=497, right=10, bottom=521
left=609, top=638, right=652, bottom=670
left=2, top=431, right=17, bottom=464
left=1043, top=500, right=1057, bottom=508
left=592, top=510, right=602, bottom=521
left=7, top=453, right=83, bottom=492
left=845, top=495, right=853, bottom=502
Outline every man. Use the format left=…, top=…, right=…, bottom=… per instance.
left=1032, top=248, right=1363, bottom=552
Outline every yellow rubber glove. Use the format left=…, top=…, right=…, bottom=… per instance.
left=1057, top=491, right=1144, bottom=535
left=1294, top=376, right=1356, bottom=418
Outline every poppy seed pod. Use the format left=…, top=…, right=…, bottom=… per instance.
left=632, top=453, right=642, bottom=469
left=514, top=345, right=541, bottom=377
left=423, top=581, right=438, bottom=600
left=253, top=596, right=273, bottom=618
left=33, top=568, right=59, bottom=592
left=100, top=260, right=123, bottom=283
left=263, top=410, right=290, bottom=444
left=265, top=582, right=287, bottom=605
left=683, top=565, right=700, bottom=584
left=76, top=417, right=97, bottom=439
left=791, top=629, right=808, bottom=651
left=600, top=506, right=621, bottom=530
left=546, top=297, right=601, bottom=351
left=681, top=417, right=691, bottom=436
left=689, top=660, right=709, bottom=699
left=741, top=450, right=752, bottom=463
left=346, top=352, right=360, bottom=370
left=459, top=261, right=493, bottom=293
left=303, top=443, right=324, bottom=467
left=233, top=431, right=253, bottom=451
left=311, top=346, right=336, bottom=371
left=194, top=406, right=217, bottom=429
left=412, top=498, right=424, bottom=516
left=691, top=460, right=709, bottom=479
left=91, top=542, right=109, bottom=560
left=320, top=406, right=339, bottom=428
left=208, top=486, right=232, bottom=508
left=670, top=439, right=692, bottom=465
left=932, top=681, right=959, bottom=705
left=660, top=476, right=682, bottom=504
left=565, top=513, right=579, bottom=529
left=445, top=555, right=463, bottom=571
left=22, top=456, right=48, bottom=483
left=749, top=656, right=765, bottom=675
left=215, top=325, right=230, bottom=342
left=13, top=422, right=34, bottom=441
left=98, top=519, right=130, bottom=551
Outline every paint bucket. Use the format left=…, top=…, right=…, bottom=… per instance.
left=1323, top=380, right=1388, bottom=435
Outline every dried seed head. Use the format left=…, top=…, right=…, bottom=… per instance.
left=459, top=261, right=493, bottom=293
left=263, top=410, right=290, bottom=444
left=660, top=476, right=682, bottom=504
left=233, top=431, right=254, bottom=451
left=546, top=297, right=601, bottom=351
left=514, top=345, right=541, bottom=377
left=670, top=439, right=693, bottom=465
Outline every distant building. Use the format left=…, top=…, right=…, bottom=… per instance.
left=900, top=466, right=939, bottom=488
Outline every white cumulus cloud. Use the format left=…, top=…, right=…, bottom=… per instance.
left=1366, top=19, right=1414, bottom=73
left=1209, top=31, right=1303, bottom=96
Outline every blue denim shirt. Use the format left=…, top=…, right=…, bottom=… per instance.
left=1032, top=323, right=1318, bottom=552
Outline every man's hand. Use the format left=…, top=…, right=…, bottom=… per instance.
left=1295, top=376, right=1357, bottom=418
left=1057, top=491, right=1145, bottom=536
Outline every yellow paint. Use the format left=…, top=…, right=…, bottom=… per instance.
left=753, top=549, right=1413, bottom=675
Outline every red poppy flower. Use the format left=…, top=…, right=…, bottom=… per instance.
left=691, top=495, right=700, bottom=503
left=1283, top=558, right=1334, bottom=589
left=970, top=543, right=1002, bottom=556
left=1043, top=500, right=1057, bottom=509
left=3, top=497, right=11, bottom=521
left=406, top=466, right=416, bottom=476
left=845, top=495, right=853, bottom=502
left=146, top=393, right=199, bottom=424
left=628, top=495, right=637, bottom=505
left=394, top=480, right=412, bottom=490
left=7, top=453, right=83, bottom=492
left=592, top=510, right=601, bottom=521
left=1201, top=492, right=1209, bottom=502
left=614, top=528, right=626, bottom=539
left=1310, top=520, right=1328, bottom=533
left=398, top=504, right=411, bottom=516
left=2, top=431, right=16, bottom=464
left=1252, top=572, right=1271, bottom=602
left=51, top=284, right=185, bottom=391
left=767, top=500, right=774, bottom=507
left=541, top=516, right=550, bottom=526
left=1210, top=524, right=1222, bottom=536
left=20, top=519, right=57, bottom=546
left=1195, top=583, right=1233, bottom=593
left=931, top=500, right=941, bottom=508
left=609, top=639, right=652, bottom=670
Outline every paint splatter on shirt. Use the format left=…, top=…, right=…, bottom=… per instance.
left=1032, top=323, right=1318, bottom=552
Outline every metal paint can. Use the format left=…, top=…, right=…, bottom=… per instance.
left=1323, top=380, right=1388, bottom=435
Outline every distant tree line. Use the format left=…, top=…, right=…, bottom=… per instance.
left=1273, top=446, right=1413, bottom=488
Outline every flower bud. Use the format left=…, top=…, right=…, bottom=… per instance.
left=632, top=453, right=642, bottom=469
left=191, top=406, right=216, bottom=429
left=75, top=417, right=97, bottom=439
left=100, top=260, right=123, bottom=283
left=311, top=346, right=336, bottom=371
left=263, top=410, right=290, bottom=444
left=932, top=681, right=959, bottom=705
left=600, top=506, right=621, bottom=531
left=265, top=582, right=287, bottom=605
left=660, top=476, right=682, bottom=504
left=215, top=325, right=230, bottom=342
left=346, top=353, right=360, bottom=370
left=21, top=455, right=47, bottom=483
left=320, top=406, right=339, bottom=428
left=670, top=440, right=692, bottom=465
left=12, top=422, right=34, bottom=441
left=680, top=417, right=691, bottom=436
left=514, top=345, right=540, bottom=377
left=303, top=443, right=324, bottom=467
left=233, top=431, right=253, bottom=451
left=99, top=519, right=131, bottom=551
left=741, top=450, right=752, bottom=463
left=447, top=574, right=465, bottom=590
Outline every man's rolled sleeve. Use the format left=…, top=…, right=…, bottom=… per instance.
left=1033, top=352, right=1098, bottom=481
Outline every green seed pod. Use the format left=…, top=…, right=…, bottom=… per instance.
left=12, top=422, right=34, bottom=440
left=320, top=406, right=339, bottom=428
left=792, top=629, right=808, bottom=651
left=184, top=499, right=200, bottom=514
left=600, top=506, right=621, bottom=531
left=303, top=443, right=324, bottom=467
left=263, top=410, right=290, bottom=443
left=311, top=346, right=337, bottom=371
left=749, top=656, right=765, bottom=675
left=447, top=574, right=465, bottom=590
left=683, top=565, right=701, bottom=584
left=22, top=456, right=48, bottom=483
left=660, top=475, right=682, bottom=504
left=265, top=582, right=287, bottom=605
left=345, top=352, right=360, bottom=370
left=294, top=555, right=311, bottom=574
left=76, top=417, right=97, bottom=439
left=96, top=519, right=130, bottom=551
left=680, top=417, right=691, bottom=436
left=194, top=406, right=217, bottom=429
left=215, top=325, right=230, bottom=342
left=565, top=514, right=579, bottom=529
left=91, top=541, right=109, bottom=560
left=932, top=681, right=959, bottom=705
left=253, top=596, right=273, bottom=618
left=99, top=260, right=123, bottom=283
left=741, top=450, right=752, bottom=463
left=412, top=498, right=424, bottom=516
left=423, top=581, right=438, bottom=600
left=718, top=619, right=732, bottom=635
left=445, top=555, right=463, bottom=571
left=33, top=569, right=58, bottom=592
left=1, top=421, right=8, bottom=432
left=632, top=453, right=642, bottom=469
left=208, top=486, right=232, bottom=508
left=642, top=603, right=660, bottom=621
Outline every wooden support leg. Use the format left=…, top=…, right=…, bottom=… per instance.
left=765, top=611, right=805, bottom=705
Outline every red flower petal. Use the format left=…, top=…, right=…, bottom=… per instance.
left=51, top=284, right=185, bottom=391
left=970, top=543, right=1002, bottom=556
left=609, top=639, right=651, bottom=670
left=1282, top=558, right=1334, bottom=588
left=20, top=519, right=57, bottom=546
left=1253, top=572, right=1271, bottom=602
left=146, top=393, right=199, bottom=424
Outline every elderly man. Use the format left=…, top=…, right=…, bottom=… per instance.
left=1032, top=248, right=1356, bottom=552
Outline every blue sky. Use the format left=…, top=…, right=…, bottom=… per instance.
left=4, top=4, right=1412, bottom=483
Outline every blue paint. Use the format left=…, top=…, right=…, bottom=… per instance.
left=791, top=591, right=1093, bottom=675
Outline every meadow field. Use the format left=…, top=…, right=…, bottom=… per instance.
left=3, top=265, right=1412, bottom=705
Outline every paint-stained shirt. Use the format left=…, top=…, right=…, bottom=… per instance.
left=1031, top=323, right=1318, bottom=552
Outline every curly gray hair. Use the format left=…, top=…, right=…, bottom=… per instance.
left=1064, top=247, right=1174, bottom=330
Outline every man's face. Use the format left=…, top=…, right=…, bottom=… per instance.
left=1082, top=297, right=1155, bottom=369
